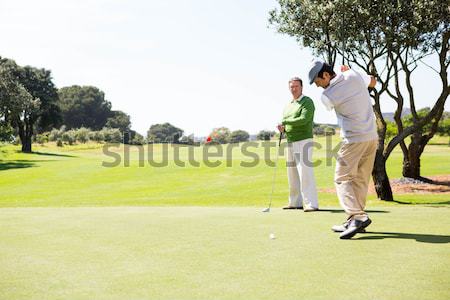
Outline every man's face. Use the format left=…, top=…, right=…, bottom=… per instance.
left=314, top=72, right=331, bottom=88
left=289, top=80, right=302, bottom=98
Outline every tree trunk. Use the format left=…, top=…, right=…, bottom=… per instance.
left=372, top=150, right=394, bottom=201
left=402, top=132, right=421, bottom=178
left=17, top=118, right=33, bottom=153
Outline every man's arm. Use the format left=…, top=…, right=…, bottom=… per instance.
left=341, top=65, right=376, bottom=88
left=368, top=76, right=377, bottom=88
left=282, top=101, right=314, bottom=126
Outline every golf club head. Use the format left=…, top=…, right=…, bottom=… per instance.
left=262, top=207, right=270, bottom=213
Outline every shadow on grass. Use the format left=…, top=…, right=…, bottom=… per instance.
left=29, top=151, right=76, bottom=158
left=0, top=160, right=35, bottom=171
left=0, top=157, right=68, bottom=171
left=394, top=200, right=450, bottom=205
left=318, top=208, right=390, bottom=213
left=357, top=232, right=450, bottom=244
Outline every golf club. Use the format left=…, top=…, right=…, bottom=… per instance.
left=262, top=132, right=283, bottom=213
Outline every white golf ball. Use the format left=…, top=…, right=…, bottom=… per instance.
left=269, top=233, right=276, bottom=240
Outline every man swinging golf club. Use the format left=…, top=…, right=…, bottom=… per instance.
left=309, top=61, right=378, bottom=239
left=277, top=77, right=319, bottom=212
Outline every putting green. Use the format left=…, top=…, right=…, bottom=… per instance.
left=1, top=206, right=449, bottom=300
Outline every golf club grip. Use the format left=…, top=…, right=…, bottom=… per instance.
left=278, top=132, right=283, bottom=147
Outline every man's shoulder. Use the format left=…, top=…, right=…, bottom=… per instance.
left=301, top=96, right=315, bottom=106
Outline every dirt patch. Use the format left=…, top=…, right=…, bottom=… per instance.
left=320, top=175, right=450, bottom=195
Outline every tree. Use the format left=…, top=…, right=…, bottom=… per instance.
left=257, top=130, right=276, bottom=141
left=437, top=112, right=450, bottom=138
left=179, top=134, right=195, bottom=145
left=106, top=110, right=131, bottom=132
left=207, top=127, right=231, bottom=144
left=0, top=121, right=14, bottom=142
left=147, top=123, right=184, bottom=143
left=58, top=85, right=112, bottom=130
left=0, top=57, right=59, bottom=152
left=270, top=0, right=449, bottom=200
left=229, top=130, right=250, bottom=143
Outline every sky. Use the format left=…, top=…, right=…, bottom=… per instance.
left=1, top=0, right=448, bottom=137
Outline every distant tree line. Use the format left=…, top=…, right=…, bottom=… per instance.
left=0, top=56, right=143, bottom=151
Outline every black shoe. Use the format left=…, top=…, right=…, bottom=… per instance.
left=282, top=206, right=303, bottom=210
left=332, top=220, right=366, bottom=233
left=339, top=218, right=372, bottom=239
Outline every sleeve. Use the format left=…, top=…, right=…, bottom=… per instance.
left=355, top=70, right=372, bottom=87
left=282, top=100, right=314, bottom=126
left=321, top=94, right=334, bottom=111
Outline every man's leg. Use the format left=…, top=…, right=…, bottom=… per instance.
left=335, top=141, right=375, bottom=239
left=353, top=140, right=377, bottom=214
left=334, top=142, right=366, bottom=218
left=297, top=139, right=318, bottom=210
left=286, top=142, right=303, bottom=208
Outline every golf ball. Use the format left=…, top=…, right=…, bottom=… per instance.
left=269, top=233, right=276, bottom=239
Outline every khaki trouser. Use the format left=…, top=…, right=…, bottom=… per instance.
left=286, top=138, right=319, bottom=209
left=334, top=139, right=377, bottom=220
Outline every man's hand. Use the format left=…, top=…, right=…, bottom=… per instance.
left=341, top=65, right=350, bottom=72
left=277, top=124, right=285, bottom=133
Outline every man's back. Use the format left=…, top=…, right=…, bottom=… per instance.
left=323, top=70, right=377, bottom=143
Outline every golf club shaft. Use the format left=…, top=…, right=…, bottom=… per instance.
left=267, top=132, right=283, bottom=210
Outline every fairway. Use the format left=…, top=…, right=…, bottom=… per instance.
left=1, top=206, right=449, bottom=300
left=1, top=140, right=449, bottom=299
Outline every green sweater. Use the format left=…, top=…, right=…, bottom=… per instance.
left=282, top=95, right=315, bottom=142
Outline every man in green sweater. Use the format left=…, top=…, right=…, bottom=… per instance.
left=277, top=77, right=319, bottom=212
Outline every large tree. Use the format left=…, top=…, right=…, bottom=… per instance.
left=0, top=57, right=60, bottom=152
left=147, top=123, right=184, bottom=143
left=58, top=85, right=112, bottom=130
left=106, top=110, right=131, bottom=132
left=229, top=130, right=250, bottom=143
left=269, top=0, right=449, bottom=200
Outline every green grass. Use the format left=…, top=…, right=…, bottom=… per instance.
left=1, top=206, right=449, bottom=300
left=1, top=137, right=449, bottom=299
left=0, top=136, right=448, bottom=207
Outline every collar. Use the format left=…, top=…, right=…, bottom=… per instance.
left=291, top=94, right=305, bottom=103
left=328, top=73, right=342, bottom=88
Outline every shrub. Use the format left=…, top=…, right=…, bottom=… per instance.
left=101, top=127, right=122, bottom=143
left=36, top=133, right=49, bottom=145
left=131, top=133, right=145, bottom=145
left=75, top=127, right=90, bottom=143
left=62, top=130, right=76, bottom=145
left=89, top=131, right=105, bottom=142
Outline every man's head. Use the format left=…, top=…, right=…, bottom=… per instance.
left=308, top=60, right=336, bottom=88
left=289, top=77, right=303, bottom=99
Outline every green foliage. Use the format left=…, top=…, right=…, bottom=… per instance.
left=100, top=127, right=122, bottom=143
left=0, top=121, right=14, bottom=142
left=179, top=134, right=195, bottom=145
left=35, top=133, right=49, bottom=145
left=313, top=124, right=336, bottom=136
left=257, top=130, right=275, bottom=141
left=58, top=85, right=112, bottom=130
left=75, top=127, right=90, bottom=143
left=229, top=130, right=250, bottom=143
left=19, top=66, right=61, bottom=133
left=147, top=123, right=183, bottom=143
left=437, top=118, right=450, bottom=137
left=48, top=126, right=65, bottom=142
left=385, top=121, right=398, bottom=140
left=62, top=130, right=76, bottom=145
left=105, top=110, right=131, bottom=132
left=207, top=127, right=231, bottom=144
left=130, top=131, right=145, bottom=145
left=88, top=130, right=104, bottom=142
left=56, top=139, right=63, bottom=147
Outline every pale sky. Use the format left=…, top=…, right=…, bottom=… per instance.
left=1, top=0, right=448, bottom=136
